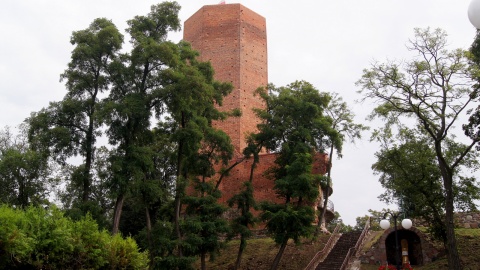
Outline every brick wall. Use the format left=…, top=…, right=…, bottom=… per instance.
left=217, top=152, right=329, bottom=206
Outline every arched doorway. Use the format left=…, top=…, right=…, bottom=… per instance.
left=385, top=229, right=423, bottom=266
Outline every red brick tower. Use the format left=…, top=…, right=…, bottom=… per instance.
left=184, top=4, right=267, bottom=155
left=184, top=4, right=333, bottom=223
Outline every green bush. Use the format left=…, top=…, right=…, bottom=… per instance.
left=0, top=204, right=148, bottom=269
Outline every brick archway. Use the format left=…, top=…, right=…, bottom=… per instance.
left=375, top=226, right=439, bottom=266
left=384, top=229, right=422, bottom=265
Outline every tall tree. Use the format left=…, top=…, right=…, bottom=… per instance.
left=318, top=92, right=367, bottom=233
left=163, top=42, right=234, bottom=264
left=253, top=81, right=340, bottom=270
left=103, top=2, right=182, bottom=234
left=372, top=127, right=480, bottom=242
left=357, top=28, right=480, bottom=269
left=27, top=18, right=123, bottom=207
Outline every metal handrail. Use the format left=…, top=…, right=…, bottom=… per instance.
left=327, top=199, right=334, bottom=212
left=318, top=199, right=334, bottom=213
left=340, top=217, right=371, bottom=270
left=304, top=223, right=342, bottom=270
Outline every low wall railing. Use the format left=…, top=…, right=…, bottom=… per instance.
left=340, top=217, right=371, bottom=270
left=304, top=223, right=341, bottom=270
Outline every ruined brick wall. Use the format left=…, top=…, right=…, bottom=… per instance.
left=184, top=4, right=267, bottom=155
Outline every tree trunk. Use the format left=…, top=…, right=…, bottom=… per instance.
left=234, top=149, right=259, bottom=270
left=145, top=207, right=154, bottom=269
left=174, top=112, right=186, bottom=257
left=83, top=83, right=98, bottom=204
left=201, top=250, right=206, bottom=270
left=318, top=144, right=334, bottom=234
left=442, top=171, right=462, bottom=269
left=234, top=236, right=246, bottom=270
left=174, top=192, right=183, bottom=257
left=436, top=145, right=462, bottom=270
left=82, top=117, right=94, bottom=203
left=112, top=194, right=125, bottom=234
left=270, top=238, right=288, bottom=270
left=19, top=176, right=27, bottom=209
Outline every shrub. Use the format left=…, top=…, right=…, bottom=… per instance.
left=0, top=204, right=148, bottom=269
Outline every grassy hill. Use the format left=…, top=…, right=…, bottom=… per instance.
left=194, top=235, right=330, bottom=270
left=198, top=229, right=480, bottom=270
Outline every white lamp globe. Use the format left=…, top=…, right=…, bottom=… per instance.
left=402, top=218, right=413, bottom=229
left=468, top=0, right=480, bottom=29
left=380, top=219, right=391, bottom=230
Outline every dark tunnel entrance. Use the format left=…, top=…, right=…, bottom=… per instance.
left=385, top=229, right=423, bottom=266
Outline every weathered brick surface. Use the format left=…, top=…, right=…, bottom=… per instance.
left=184, top=4, right=329, bottom=219
left=184, top=4, right=267, bottom=155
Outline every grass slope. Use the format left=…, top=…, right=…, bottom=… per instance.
left=194, top=235, right=330, bottom=270
left=198, top=229, right=480, bottom=270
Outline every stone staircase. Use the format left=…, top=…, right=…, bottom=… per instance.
left=315, top=231, right=362, bottom=270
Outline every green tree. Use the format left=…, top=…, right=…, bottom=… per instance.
left=253, top=81, right=340, bottom=270
left=465, top=30, right=480, bottom=149
left=0, top=125, right=56, bottom=208
left=27, top=18, right=123, bottom=209
left=182, top=181, right=229, bottom=270
left=318, top=92, right=367, bottom=233
left=353, top=209, right=387, bottom=231
left=326, top=211, right=353, bottom=233
left=357, top=28, right=480, bottom=269
left=103, top=1, right=182, bottom=234
left=226, top=139, right=261, bottom=270
left=372, top=127, right=480, bottom=242
left=160, top=41, right=234, bottom=265
left=176, top=119, right=234, bottom=270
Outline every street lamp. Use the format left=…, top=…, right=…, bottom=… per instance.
left=469, top=0, right=480, bottom=29
left=380, top=212, right=413, bottom=270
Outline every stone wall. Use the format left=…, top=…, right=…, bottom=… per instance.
left=455, top=212, right=480, bottom=229
left=409, top=212, right=480, bottom=229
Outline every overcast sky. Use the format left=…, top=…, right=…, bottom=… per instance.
left=0, top=0, right=477, bottom=225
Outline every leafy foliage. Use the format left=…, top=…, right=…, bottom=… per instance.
left=0, top=205, right=148, bottom=269
left=0, top=125, right=56, bottom=208
left=318, top=92, right=368, bottom=232
left=28, top=18, right=124, bottom=207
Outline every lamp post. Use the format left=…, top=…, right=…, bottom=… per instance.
left=380, top=212, right=413, bottom=270
left=469, top=0, right=480, bottom=29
